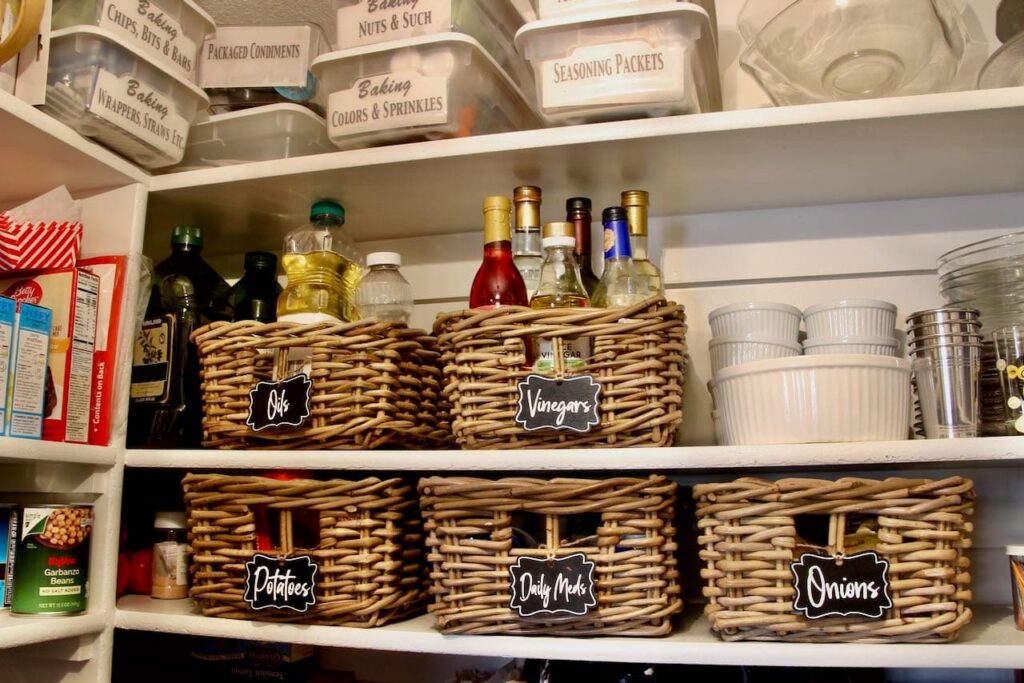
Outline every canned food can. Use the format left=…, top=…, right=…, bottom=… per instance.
left=0, top=506, right=17, bottom=608
left=11, top=505, right=92, bottom=616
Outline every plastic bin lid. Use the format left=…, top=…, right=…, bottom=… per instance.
left=514, top=3, right=721, bottom=111
left=50, top=26, right=211, bottom=106
left=310, top=32, right=533, bottom=113
left=181, top=0, right=217, bottom=36
left=195, top=102, right=327, bottom=129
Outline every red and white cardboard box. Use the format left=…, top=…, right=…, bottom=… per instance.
left=79, top=256, right=128, bottom=447
left=0, top=268, right=100, bottom=443
left=0, top=220, right=83, bottom=273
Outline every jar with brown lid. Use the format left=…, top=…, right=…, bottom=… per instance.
left=151, top=512, right=188, bottom=600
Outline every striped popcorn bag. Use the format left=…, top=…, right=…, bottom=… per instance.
left=0, top=186, right=83, bottom=273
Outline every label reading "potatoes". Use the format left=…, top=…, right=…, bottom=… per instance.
left=337, top=0, right=452, bottom=48
left=90, top=70, right=189, bottom=159
left=328, top=72, right=447, bottom=137
left=542, top=41, right=685, bottom=110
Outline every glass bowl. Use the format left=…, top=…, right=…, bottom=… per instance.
left=979, top=30, right=1024, bottom=89
left=740, top=0, right=969, bottom=105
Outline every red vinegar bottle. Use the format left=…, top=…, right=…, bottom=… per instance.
left=470, top=196, right=528, bottom=309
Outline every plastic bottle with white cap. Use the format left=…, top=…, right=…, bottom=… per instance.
left=151, top=511, right=189, bottom=600
left=354, top=251, right=414, bottom=324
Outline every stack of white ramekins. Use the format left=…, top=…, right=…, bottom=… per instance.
left=707, top=303, right=802, bottom=374
left=707, top=299, right=911, bottom=446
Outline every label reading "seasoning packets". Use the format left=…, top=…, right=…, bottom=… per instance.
left=90, top=70, right=189, bottom=159
left=329, top=72, right=447, bottom=137
left=98, top=0, right=197, bottom=77
left=542, top=41, right=685, bottom=110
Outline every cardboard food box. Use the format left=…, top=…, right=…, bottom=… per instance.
left=0, top=269, right=100, bottom=443
left=79, top=256, right=129, bottom=447
left=7, top=302, right=52, bottom=439
left=0, top=296, right=14, bottom=436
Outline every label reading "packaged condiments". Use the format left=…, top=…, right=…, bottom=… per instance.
left=200, top=25, right=317, bottom=89
left=90, top=70, right=189, bottom=160
left=98, top=0, right=198, bottom=78
left=328, top=72, right=447, bottom=137
left=542, top=41, right=685, bottom=110
left=336, top=0, right=452, bottom=48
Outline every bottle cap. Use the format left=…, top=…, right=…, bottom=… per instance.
left=513, top=186, right=541, bottom=202
left=542, top=221, right=574, bottom=239
left=154, top=511, right=187, bottom=529
left=542, top=235, right=576, bottom=249
left=170, top=225, right=202, bottom=248
left=483, top=195, right=511, bottom=212
left=602, top=206, right=626, bottom=223
left=311, top=199, right=345, bottom=222
left=621, top=190, right=650, bottom=207
left=566, top=197, right=591, bottom=214
left=244, top=251, right=277, bottom=270
left=367, top=251, right=401, bottom=267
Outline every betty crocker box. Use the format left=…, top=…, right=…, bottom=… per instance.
left=79, top=256, right=128, bottom=447
left=0, top=268, right=100, bottom=443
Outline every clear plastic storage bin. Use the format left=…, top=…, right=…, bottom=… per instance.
left=332, top=0, right=533, bottom=91
left=515, top=4, right=721, bottom=125
left=312, top=34, right=539, bottom=150
left=52, top=0, right=215, bottom=82
left=44, top=26, right=210, bottom=169
left=530, top=0, right=670, bottom=20
left=171, top=104, right=335, bottom=171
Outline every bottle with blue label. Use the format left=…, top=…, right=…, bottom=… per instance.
left=591, top=207, right=647, bottom=308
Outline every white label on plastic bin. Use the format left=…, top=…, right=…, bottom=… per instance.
left=328, top=71, right=447, bottom=137
left=99, top=0, right=198, bottom=77
left=90, top=70, right=189, bottom=159
left=200, top=25, right=315, bottom=89
left=336, top=0, right=452, bottom=48
left=541, top=41, right=686, bottom=110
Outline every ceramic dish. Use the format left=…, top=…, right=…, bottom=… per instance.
left=708, top=301, right=801, bottom=340
left=803, top=335, right=899, bottom=356
left=804, top=298, right=898, bottom=339
left=708, top=335, right=802, bottom=374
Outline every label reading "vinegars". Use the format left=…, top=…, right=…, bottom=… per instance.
left=329, top=72, right=447, bottom=137
left=90, top=70, right=189, bottom=161
left=337, top=0, right=452, bottom=48
left=98, top=0, right=197, bottom=78
left=542, top=41, right=685, bottom=110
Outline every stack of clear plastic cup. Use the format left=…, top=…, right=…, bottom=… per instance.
left=906, top=308, right=983, bottom=439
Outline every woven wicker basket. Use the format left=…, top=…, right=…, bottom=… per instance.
left=419, top=475, right=683, bottom=636
left=192, top=319, right=449, bottom=449
left=694, top=476, right=974, bottom=643
left=184, top=473, right=425, bottom=626
left=433, top=298, right=686, bottom=449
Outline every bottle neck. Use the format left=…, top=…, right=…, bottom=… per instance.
left=245, top=265, right=277, bottom=279
left=514, top=229, right=541, bottom=256
left=483, top=240, right=515, bottom=257
left=569, top=212, right=592, bottom=259
left=369, top=263, right=400, bottom=272
left=631, top=233, right=649, bottom=260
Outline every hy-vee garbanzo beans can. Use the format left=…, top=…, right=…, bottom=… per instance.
left=0, top=505, right=16, bottom=608
left=11, top=505, right=92, bottom=616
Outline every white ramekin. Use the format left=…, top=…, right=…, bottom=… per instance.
left=803, top=299, right=898, bottom=339
left=709, top=335, right=802, bottom=374
left=802, top=335, right=900, bottom=356
left=708, top=302, right=802, bottom=340
left=710, top=354, right=911, bottom=446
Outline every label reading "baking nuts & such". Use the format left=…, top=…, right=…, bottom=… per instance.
left=11, top=505, right=92, bottom=615
left=90, top=70, right=189, bottom=160
left=337, top=0, right=452, bottom=48
left=542, top=41, right=685, bottom=109
left=329, top=72, right=447, bottom=137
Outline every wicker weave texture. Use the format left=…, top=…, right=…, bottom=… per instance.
left=419, top=475, right=683, bottom=636
left=192, top=319, right=449, bottom=450
left=184, top=473, right=425, bottom=626
left=433, top=298, right=687, bottom=449
left=694, top=476, right=974, bottom=643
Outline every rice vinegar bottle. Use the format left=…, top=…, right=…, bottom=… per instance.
left=530, top=221, right=590, bottom=374
left=278, top=200, right=365, bottom=323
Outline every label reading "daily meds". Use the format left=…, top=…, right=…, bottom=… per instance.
left=201, top=25, right=316, bottom=88
left=329, top=72, right=447, bottom=137
left=90, top=70, right=189, bottom=160
left=336, top=0, right=452, bottom=48
left=99, top=0, right=197, bottom=77
left=542, top=41, right=685, bottom=110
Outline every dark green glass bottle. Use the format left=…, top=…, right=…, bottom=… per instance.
left=232, top=251, right=282, bottom=323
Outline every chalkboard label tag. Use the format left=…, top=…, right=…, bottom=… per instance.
left=243, top=553, right=318, bottom=613
left=247, top=373, right=312, bottom=432
left=509, top=553, right=597, bottom=618
left=792, top=551, right=892, bottom=620
left=514, top=374, right=601, bottom=433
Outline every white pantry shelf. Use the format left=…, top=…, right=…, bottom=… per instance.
left=145, top=87, right=1024, bottom=255
left=0, top=90, right=148, bottom=203
left=0, top=609, right=107, bottom=650
left=115, top=597, right=1023, bottom=669
left=125, top=437, right=1024, bottom=471
left=0, top=439, right=119, bottom=467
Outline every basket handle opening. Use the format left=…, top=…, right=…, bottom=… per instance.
left=254, top=506, right=321, bottom=554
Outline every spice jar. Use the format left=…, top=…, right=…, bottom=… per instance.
left=151, top=512, right=189, bottom=600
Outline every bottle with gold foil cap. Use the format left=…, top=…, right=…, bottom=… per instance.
left=513, top=185, right=543, bottom=300
left=530, top=221, right=591, bottom=375
left=470, top=196, right=528, bottom=309
left=621, top=190, right=664, bottom=298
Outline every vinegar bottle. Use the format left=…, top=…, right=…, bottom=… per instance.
left=530, top=221, right=591, bottom=375
left=592, top=207, right=647, bottom=308
left=469, top=196, right=528, bottom=309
